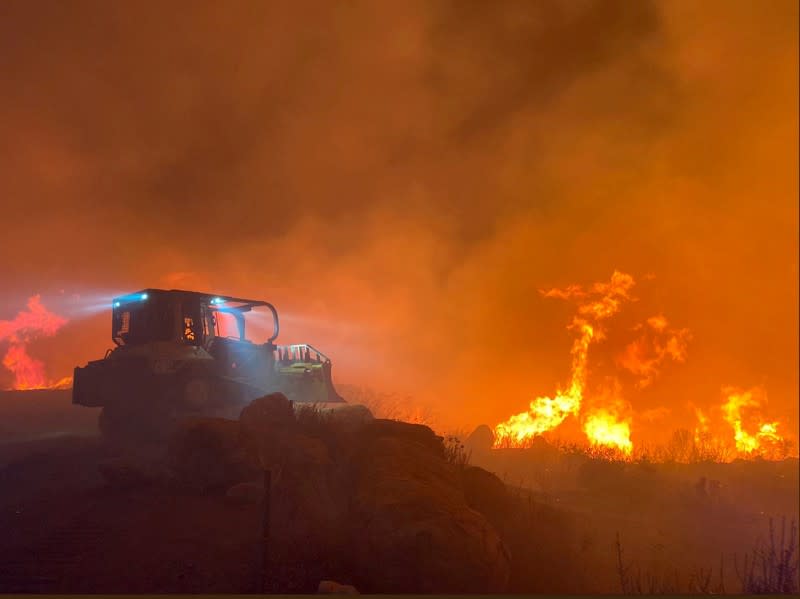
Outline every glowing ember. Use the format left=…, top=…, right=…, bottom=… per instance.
left=583, top=408, right=633, bottom=455
left=0, top=295, right=70, bottom=390
left=494, top=271, right=635, bottom=447
left=721, top=386, right=786, bottom=457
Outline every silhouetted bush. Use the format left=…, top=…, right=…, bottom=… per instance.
left=443, top=435, right=471, bottom=468
left=736, top=517, right=798, bottom=594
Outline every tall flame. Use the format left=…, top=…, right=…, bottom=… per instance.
left=0, top=295, right=71, bottom=390
left=583, top=408, right=633, bottom=455
left=721, top=386, right=787, bottom=457
left=494, top=271, right=635, bottom=447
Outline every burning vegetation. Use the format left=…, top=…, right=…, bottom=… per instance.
left=493, top=272, right=795, bottom=462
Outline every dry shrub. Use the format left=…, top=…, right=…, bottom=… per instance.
left=336, top=385, right=440, bottom=427
left=294, top=402, right=331, bottom=430
left=735, top=517, right=799, bottom=594
left=613, top=518, right=799, bottom=595
left=443, top=435, right=470, bottom=468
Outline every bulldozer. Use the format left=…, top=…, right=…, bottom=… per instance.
left=72, top=289, right=346, bottom=441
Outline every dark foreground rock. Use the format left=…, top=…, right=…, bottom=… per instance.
left=165, top=395, right=511, bottom=593
left=0, top=394, right=510, bottom=593
left=349, top=433, right=511, bottom=592
left=460, top=465, right=511, bottom=531
left=168, top=417, right=259, bottom=493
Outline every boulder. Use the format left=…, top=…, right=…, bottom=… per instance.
left=168, top=417, right=258, bottom=493
left=465, top=424, right=495, bottom=453
left=239, top=394, right=300, bottom=469
left=358, top=419, right=445, bottom=458
left=349, top=434, right=511, bottom=593
left=324, top=404, right=374, bottom=431
left=240, top=393, right=296, bottom=439
left=459, top=465, right=511, bottom=530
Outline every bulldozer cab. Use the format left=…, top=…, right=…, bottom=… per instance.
left=111, top=290, right=279, bottom=350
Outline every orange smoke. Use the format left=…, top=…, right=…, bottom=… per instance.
left=494, top=271, right=635, bottom=448
left=721, top=386, right=789, bottom=458
left=0, top=295, right=71, bottom=390
left=617, top=315, right=691, bottom=389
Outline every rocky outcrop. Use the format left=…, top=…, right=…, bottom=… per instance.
left=164, top=395, right=511, bottom=593
left=239, top=393, right=296, bottom=437
left=459, top=465, right=511, bottom=531
left=168, top=417, right=259, bottom=493
left=358, top=418, right=446, bottom=457
left=323, top=404, right=374, bottom=431
left=348, top=421, right=511, bottom=593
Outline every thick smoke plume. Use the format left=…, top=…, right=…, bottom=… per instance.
left=0, top=0, right=796, bottom=439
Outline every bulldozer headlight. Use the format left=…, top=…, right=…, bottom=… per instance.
left=113, top=293, right=149, bottom=307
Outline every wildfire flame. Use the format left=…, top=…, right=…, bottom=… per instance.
left=583, top=408, right=633, bottom=455
left=490, top=272, right=795, bottom=462
left=721, top=386, right=787, bottom=457
left=494, top=271, right=635, bottom=448
left=0, top=295, right=71, bottom=390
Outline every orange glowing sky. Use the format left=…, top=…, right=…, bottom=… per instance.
left=0, top=0, right=797, bottom=443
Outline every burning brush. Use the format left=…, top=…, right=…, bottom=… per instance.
left=0, top=295, right=71, bottom=390
left=494, top=271, right=638, bottom=453
left=492, top=271, right=794, bottom=462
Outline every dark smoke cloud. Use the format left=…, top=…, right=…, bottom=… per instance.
left=0, top=0, right=796, bottom=438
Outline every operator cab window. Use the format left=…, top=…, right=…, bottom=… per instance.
left=214, top=310, right=241, bottom=340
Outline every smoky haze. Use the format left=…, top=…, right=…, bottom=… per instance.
left=0, top=0, right=797, bottom=441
